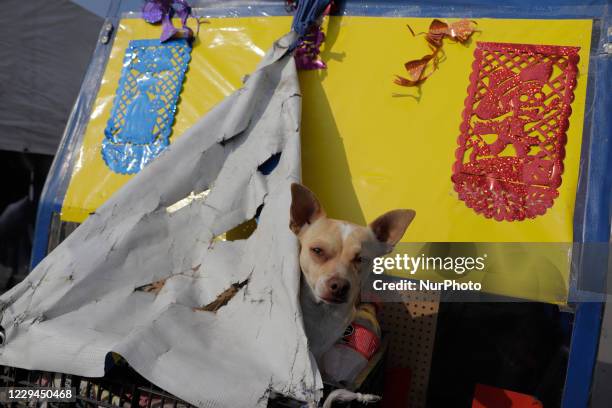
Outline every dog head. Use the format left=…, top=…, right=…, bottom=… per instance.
left=290, top=183, right=415, bottom=305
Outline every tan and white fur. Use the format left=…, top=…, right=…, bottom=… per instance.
left=289, top=183, right=415, bottom=377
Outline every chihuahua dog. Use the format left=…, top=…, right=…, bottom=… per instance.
left=289, top=183, right=415, bottom=364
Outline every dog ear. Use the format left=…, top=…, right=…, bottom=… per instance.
left=369, top=209, right=415, bottom=246
left=290, top=183, right=325, bottom=234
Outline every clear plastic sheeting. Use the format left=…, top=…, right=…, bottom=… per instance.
left=40, top=4, right=607, bottom=306
left=0, top=32, right=323, bottom=407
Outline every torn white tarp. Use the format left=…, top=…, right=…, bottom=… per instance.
left=0, top=32, right=323, bottom=407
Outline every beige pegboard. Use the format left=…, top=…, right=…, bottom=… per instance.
left=379, top=290, right=441, bottom=408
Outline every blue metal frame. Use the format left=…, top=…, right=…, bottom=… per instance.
left=31, top=1, right=610, bottom=406
left=562, top=14, right=611, bottom=406
left=31, top=0, right=122, bottom=267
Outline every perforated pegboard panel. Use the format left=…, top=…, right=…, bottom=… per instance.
left=379, top=290, right=441, bottom=408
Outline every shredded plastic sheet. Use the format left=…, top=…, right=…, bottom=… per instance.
left=0, top=32, right=323, bottom=407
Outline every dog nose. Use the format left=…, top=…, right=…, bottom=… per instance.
left=327, top=277, right=350, bottom=301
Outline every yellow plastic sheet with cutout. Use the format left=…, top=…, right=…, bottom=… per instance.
left=61, top=17, right=592, bottom=303
left=62, top=17, right=290, bottom=222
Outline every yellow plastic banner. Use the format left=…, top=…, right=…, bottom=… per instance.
left=61, top=16, right=592, bottom=302
left=63, top=17, right=591, bottom=245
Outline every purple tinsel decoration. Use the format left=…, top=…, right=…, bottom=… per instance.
left=295, top=26, right=327, bottom=70
left=142, top=0, right=193, bottom=42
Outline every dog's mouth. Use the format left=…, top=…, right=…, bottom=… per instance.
left=318, top=295, right=347, bottom=305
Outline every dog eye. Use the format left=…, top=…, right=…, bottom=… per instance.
left=353, top=255, right=363, bottom=263
left=310, top=247, right=323, bottom=255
